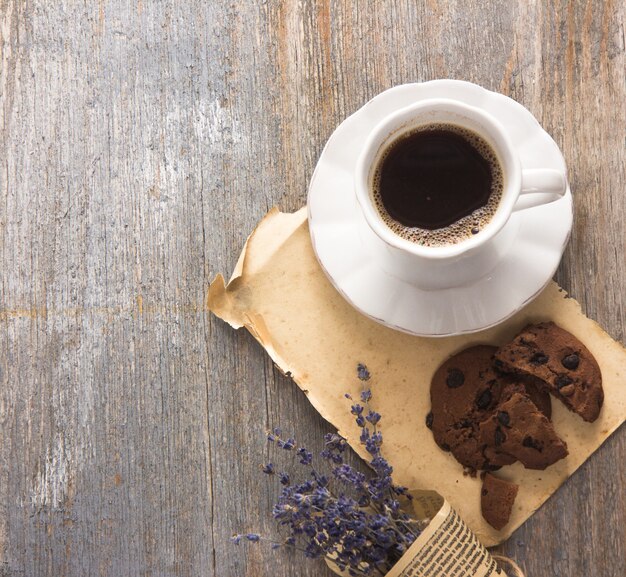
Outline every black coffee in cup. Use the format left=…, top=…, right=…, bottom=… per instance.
left=372, top=123, right=503, bottom=246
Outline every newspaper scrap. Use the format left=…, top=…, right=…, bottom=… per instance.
left=325, top=491, right=522, bottom=577
left=388, top=497, right=502, bottom=577
left=209, top=207, right=626, bottom=547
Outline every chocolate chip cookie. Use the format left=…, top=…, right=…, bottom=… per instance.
left=429, top=345, right=565, bottom=471
left=495, top=322, right=603, bottom=422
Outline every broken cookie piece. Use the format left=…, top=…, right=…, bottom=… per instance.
left=481, top=473, right=519, bottom=530
left=429, top=346, right=505, bottom=470
left=495, top=322, right=603, bottom=422
left=480, top=392, right=568, bottom=470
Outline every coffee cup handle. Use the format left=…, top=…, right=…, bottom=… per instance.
left=513, top=168, right=567, bottom=212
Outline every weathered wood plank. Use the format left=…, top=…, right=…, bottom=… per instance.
left=0, top=1, right=623, bottom=576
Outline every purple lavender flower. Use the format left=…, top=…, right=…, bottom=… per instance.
left=357, top=364, right=371, bottom=381
left=366, top=410, right=381, bottom=425
left=278, top=437, right=295, bottom=450
left=297, top=447, right=313, bottom=465
left=321, top=434, right=346, bottom=465
left=326, top=433, right=345, bottom=448
left=351, top=403, right=364, bottom=416
left=267, top=427, right=282, bottom=442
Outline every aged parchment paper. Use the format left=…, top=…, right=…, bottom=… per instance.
left=209, top=207, right=626, bottom=546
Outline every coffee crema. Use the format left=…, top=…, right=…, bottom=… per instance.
left=371, top=123, right=503, bottom=247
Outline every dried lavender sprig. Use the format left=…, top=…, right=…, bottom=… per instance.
left=352, top=370, right=404, bottom=498
left=231, top=533, right=310, bottom=555
left=236, top=365, right=423, bottom=576
left=350, top=366, right=422, bottom=541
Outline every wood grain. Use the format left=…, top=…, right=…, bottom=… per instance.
left=0, top=1, right=623, bottom=576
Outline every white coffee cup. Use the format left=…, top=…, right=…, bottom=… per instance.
left=354, top=99, right=567, bottom=289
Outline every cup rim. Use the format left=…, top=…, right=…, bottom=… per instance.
left=354, top=98, right=522, bottom=260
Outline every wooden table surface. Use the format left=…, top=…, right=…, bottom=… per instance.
left=1, top=2, right=624, bottom=576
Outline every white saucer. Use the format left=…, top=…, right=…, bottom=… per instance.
left=307, top=81, right=573, bottom=337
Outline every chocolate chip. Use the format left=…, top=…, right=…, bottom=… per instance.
left=561, top=353, right=580, bottom=370
left=481, top=488, right=488, bottom=496
left=494, top=428, right=505, bottom=447
left=555, top=375, right=574, bottom=389
left=425, top=412, right=434, bottom=429
left=446, top=369, right=465, bottom=389
left=530, top=352, right=549, bottom=365
left=497, top=411, right=510, bottom=427
left=441, top=443, right=451, bottom=452
left=522, top=436, right=541, bottom=451
left=494, top=359, right=504, bottom=369
left=476, top=389, right=493, bottom=410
